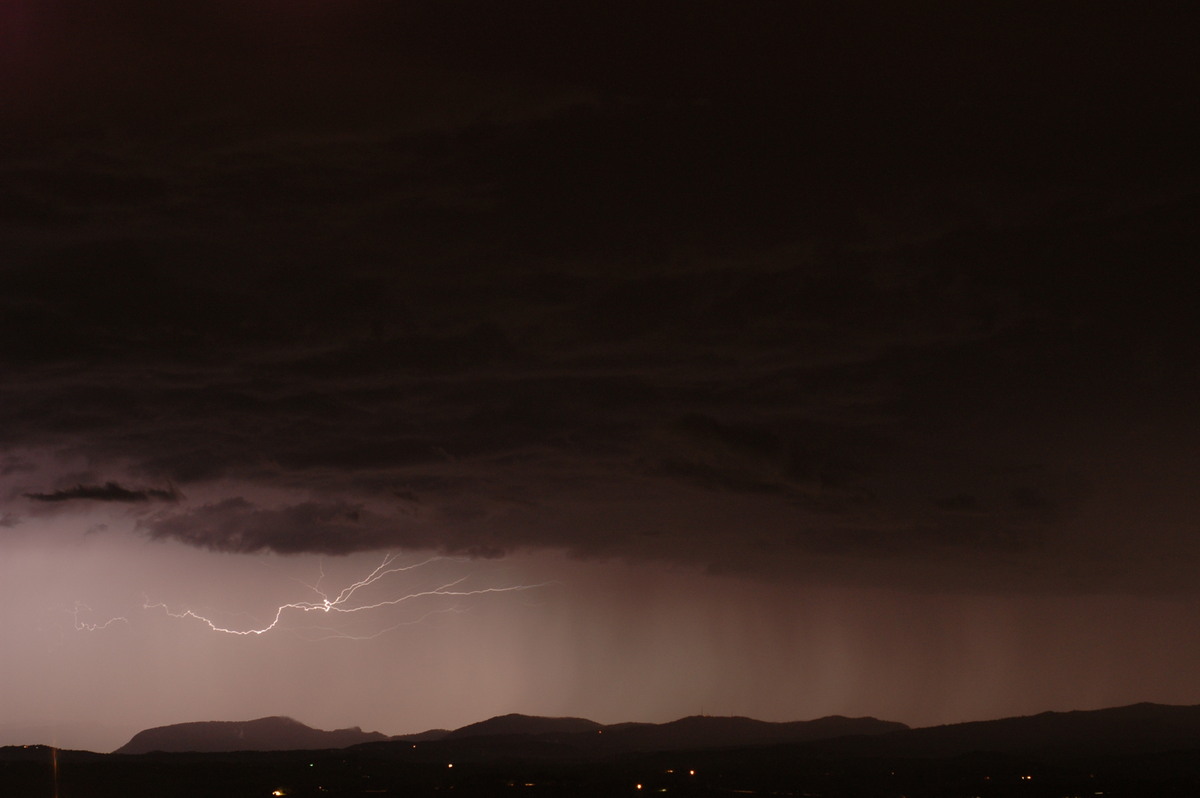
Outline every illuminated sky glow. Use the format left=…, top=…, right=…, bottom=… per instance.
left=2, top=1, right=1198, bottom=753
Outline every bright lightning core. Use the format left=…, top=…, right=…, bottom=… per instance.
left=91, top=553, right=550, bottom=641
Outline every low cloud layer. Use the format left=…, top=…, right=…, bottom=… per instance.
left=25, top=482, right=179, bottom=504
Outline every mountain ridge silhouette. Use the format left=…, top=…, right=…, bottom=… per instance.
left=111, top=702, right=1200, bottom=758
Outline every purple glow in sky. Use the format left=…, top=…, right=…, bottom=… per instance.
left=2, top=1, right=1199, bottom=753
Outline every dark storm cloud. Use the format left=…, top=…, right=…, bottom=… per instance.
left=140, top=498, right=399, bottom=555
left=3, top=192, right=1197, bottom=589
left=24, top=482, right=179, bottom=504
left=2, top=2, right=1198, bottom=592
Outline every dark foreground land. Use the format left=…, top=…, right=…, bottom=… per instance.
left=6, top=705, right=1200, bottom=798
left=5, top=741, right=1200, bottom=798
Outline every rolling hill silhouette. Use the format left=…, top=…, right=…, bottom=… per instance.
left=809, top=702, right=1200, bottom=758
left=594, top=714, right=906, bottom=751
left=445, top=713, right=602, bottom=739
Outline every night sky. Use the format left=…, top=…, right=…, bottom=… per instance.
left=3, top=2, right=1199, bottom=753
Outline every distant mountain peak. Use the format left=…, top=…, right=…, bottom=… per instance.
left=114, top=716, right=387, bottom=755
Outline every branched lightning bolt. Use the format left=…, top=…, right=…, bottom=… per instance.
left=141, top=553, right=551, bottom=639
left=69, top=602, right=128, bottom=632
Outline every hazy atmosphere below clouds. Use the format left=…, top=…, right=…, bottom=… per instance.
left=2, top=1, right=1199, bottom=753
